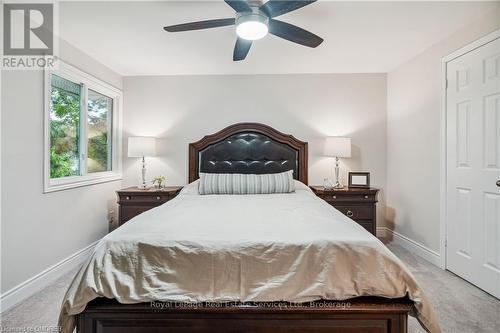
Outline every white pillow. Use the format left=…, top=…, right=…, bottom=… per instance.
left=199, top=170, right=295, bottom=195
left=179, top=180, right=200, bottom=195
left=294, top=180, right=313, bottom=193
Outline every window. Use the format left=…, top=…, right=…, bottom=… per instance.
left=49, top=74, right=82, bottom=178
left=87, top=89, right=113, bottom=173
left=44, top=61, right=122, bottom=192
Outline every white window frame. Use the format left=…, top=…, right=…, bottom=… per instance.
left=44, top=60, right=122, bottom=193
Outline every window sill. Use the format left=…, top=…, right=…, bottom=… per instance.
left=44, top=173, right=122, bottom=193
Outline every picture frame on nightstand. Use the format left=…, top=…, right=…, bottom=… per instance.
left=348, top=172, right=370, bottom=188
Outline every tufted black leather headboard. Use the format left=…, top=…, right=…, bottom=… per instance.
left=189, top=123, right=308, bottom=184
left=199, top=132, right=298, bottom=176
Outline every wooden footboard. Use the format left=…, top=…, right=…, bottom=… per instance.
left=77, top=297, right=412, bottom=333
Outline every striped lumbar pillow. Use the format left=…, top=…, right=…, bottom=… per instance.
left=199, top=170, right=295, bottom=195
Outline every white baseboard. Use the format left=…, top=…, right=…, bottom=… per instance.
left=377, top=227, right=441, bottom=267
left=376, top=227, right=389, bottom=238
left=0, top=240, right=99, bottom=313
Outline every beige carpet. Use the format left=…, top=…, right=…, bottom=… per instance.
left=1, top=243, right=499, bottom=332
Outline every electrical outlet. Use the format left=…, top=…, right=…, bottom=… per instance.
left=108, top=210, right=115, bottom=224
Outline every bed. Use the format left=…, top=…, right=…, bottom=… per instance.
left=59, top=123, right=439, bottom=333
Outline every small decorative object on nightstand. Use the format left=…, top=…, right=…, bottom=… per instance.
left=152, top=175, right=166, bottom=190
left=116, top=186, right=182, bottom=225
left=348, top=172, right=370, bottom=188
left=310, top=185, right=379, bottom=235
left=324, top=137, right=351, bottom=189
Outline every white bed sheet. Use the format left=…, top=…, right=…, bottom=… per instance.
left=58, top=181, right=440, bottom=332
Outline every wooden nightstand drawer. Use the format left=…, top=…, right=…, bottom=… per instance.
left=335, top=205, right=374, bottom=220
left=120, top=206, right=152, bottom=223
left=320, top=193, right=376, bottom=203
left=356, top=220, right=374, bottom=234
left=118, top=194, right=171, bottom=205
left=310, top=186, right=379, bottom=236
left=116, top=186, right=183, bottom=225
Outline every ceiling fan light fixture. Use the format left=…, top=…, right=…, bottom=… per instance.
left=236, top=21, right=268, bottom=40
left=163, top=1, right=323, bottom=61
left=235, top=12, right=268, bottom=41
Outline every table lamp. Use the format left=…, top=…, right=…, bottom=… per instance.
left=324, top=137, right=351, bottom=188
left=128, top=136, right=157, bottom=189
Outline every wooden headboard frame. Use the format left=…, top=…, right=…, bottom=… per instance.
left=188, top=123, right=308, bottom=185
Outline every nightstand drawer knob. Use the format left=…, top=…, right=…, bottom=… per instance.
left=364, top=195, right=368, bottom=199
left=156, top=196, right=161, bottom=200
left=126, top=196, right=130, bottom=200
left=332, top=195, right=337, bottom=199
left=346, top=210, right=354, bottom=217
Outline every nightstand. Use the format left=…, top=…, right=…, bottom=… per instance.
left=116, top=186, right=183, bottom=225
left=310, top=186, right=379, bottom=235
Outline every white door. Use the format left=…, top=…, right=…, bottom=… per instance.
left=446, top=35, right=500, bottom=299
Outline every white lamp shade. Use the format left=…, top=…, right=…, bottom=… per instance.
left=128, top=136, right=157, bottom=157
left=324, top=137, right=352, bottom=158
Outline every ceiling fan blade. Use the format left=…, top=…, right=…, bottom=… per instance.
left=260, top=0, right=317, bottom=18
left=164, top=18, right=235, bottom=32
left=233, top=38, right=252, bottom=61
left=224, top=0, right=252, bottom=13
left=268, top=19, right=323, bottom=48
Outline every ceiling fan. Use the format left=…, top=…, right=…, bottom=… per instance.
left=163, top=0, right=323, bottom=61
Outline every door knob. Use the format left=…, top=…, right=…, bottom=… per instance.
left=497, top=180, right=500, bottom=187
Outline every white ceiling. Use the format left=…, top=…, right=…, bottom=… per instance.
left=59, top=1, right=499, bottom=76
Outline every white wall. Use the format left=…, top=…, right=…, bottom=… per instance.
left=0, top=39, right=123, bottom=295
left=386, top=9, right=500, bottom=252
left=122, top=73, right=387, bottom=223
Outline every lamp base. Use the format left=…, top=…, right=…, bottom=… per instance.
left=332, top=183, right=344, bottom=189
left=324, top=178, right=344, bottom=190
left=332, top=157, right=344, bottom=189
left=140, top=156, right=149, bottom=190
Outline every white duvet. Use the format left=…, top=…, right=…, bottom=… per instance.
left=59, top=181, right=440, bottom=332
